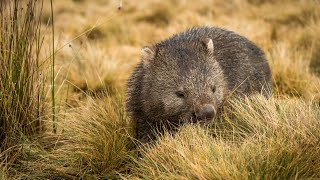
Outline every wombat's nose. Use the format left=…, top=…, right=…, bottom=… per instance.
left=196, top=104, right=216, bottom=120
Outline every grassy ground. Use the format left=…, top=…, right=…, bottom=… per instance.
left=1, top=0, right=320, bottom=179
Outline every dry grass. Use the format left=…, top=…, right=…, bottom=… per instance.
left=9, top=94, right=135, bottom=179
left=0, top=0, right=47, bottom=170
left=130, top=96, right=320, bottom=179
left=1, top=0, right=320, bottom=178
left=59, top=42, right=124, bottom=96
left=268, top=43, right=320, bottom=100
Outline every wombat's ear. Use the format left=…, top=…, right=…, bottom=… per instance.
left=141, top=46, right=155, bottom=65
left=201, top=38, right=214, bottom=54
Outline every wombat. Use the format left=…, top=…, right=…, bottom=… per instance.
left=126, top=26, right=272, bottom=143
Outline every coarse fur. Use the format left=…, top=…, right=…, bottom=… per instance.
left=126, top=26, right=272, bottom=143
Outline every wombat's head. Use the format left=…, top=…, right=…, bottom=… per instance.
left=141, top=38, right=227, bottom=124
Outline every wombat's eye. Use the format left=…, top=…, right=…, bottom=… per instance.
left=212, top=85, right=216, bottom=93
left=175, top=91, right=185, bottom=98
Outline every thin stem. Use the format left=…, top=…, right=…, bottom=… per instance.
left=50, top=0, right=56, bottom=133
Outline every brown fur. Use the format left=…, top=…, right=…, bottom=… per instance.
left=126, top=26, right=272, bottom=143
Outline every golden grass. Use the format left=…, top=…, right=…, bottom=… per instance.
left=268, top=43, right=320, bottom=100
left=56, top=95, right=134, bottom=177
left=9, top=95, right=135, bottom=179
left=130, top=96, right=320, bottom=179
left=60, top=42, right=124, bottom=95
left=2, top=0, right=320, bottom=178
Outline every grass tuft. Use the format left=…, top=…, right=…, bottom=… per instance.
left=268, top=44, right=320, bottom=100
left=129, top=96, right=320, bottom=179
left=0, top=0, right=47, bottom=170
left=8, top=95, right=135, bottom=178
left=58, top=95, right=135, bottom=177
left=262, top=2, right=318, bottom=27
left=62, top=42, right=123, bottom=96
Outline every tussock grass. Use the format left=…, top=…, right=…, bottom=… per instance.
left=288, top=17, right=320, bottom=79
left=130, top=96, right=320, bottom=179
left=0, top=0, right=47, bottom=170
left=2, top=0, right=320, bottom=178
left=10, top=94, right=135, bottom=179
left=268, top=43, right=320, bottom=100
left=252, top=0, right=319, bottom=25
left=56, top=95, right=134, bottom=178
left=61, top=42, right=124, bottom=96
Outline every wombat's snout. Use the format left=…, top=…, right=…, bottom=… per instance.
left=195, top=104, right=216, bottom=120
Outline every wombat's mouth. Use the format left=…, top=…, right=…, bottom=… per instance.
left=190, top=113, right=214, bottom=124
left=191, top=113, right=198, bottom=123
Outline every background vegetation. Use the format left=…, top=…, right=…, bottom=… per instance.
left=0, top=0, right=319, bottom=179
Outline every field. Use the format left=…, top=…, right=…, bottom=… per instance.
left=1, top=0, right=320, bottom=179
